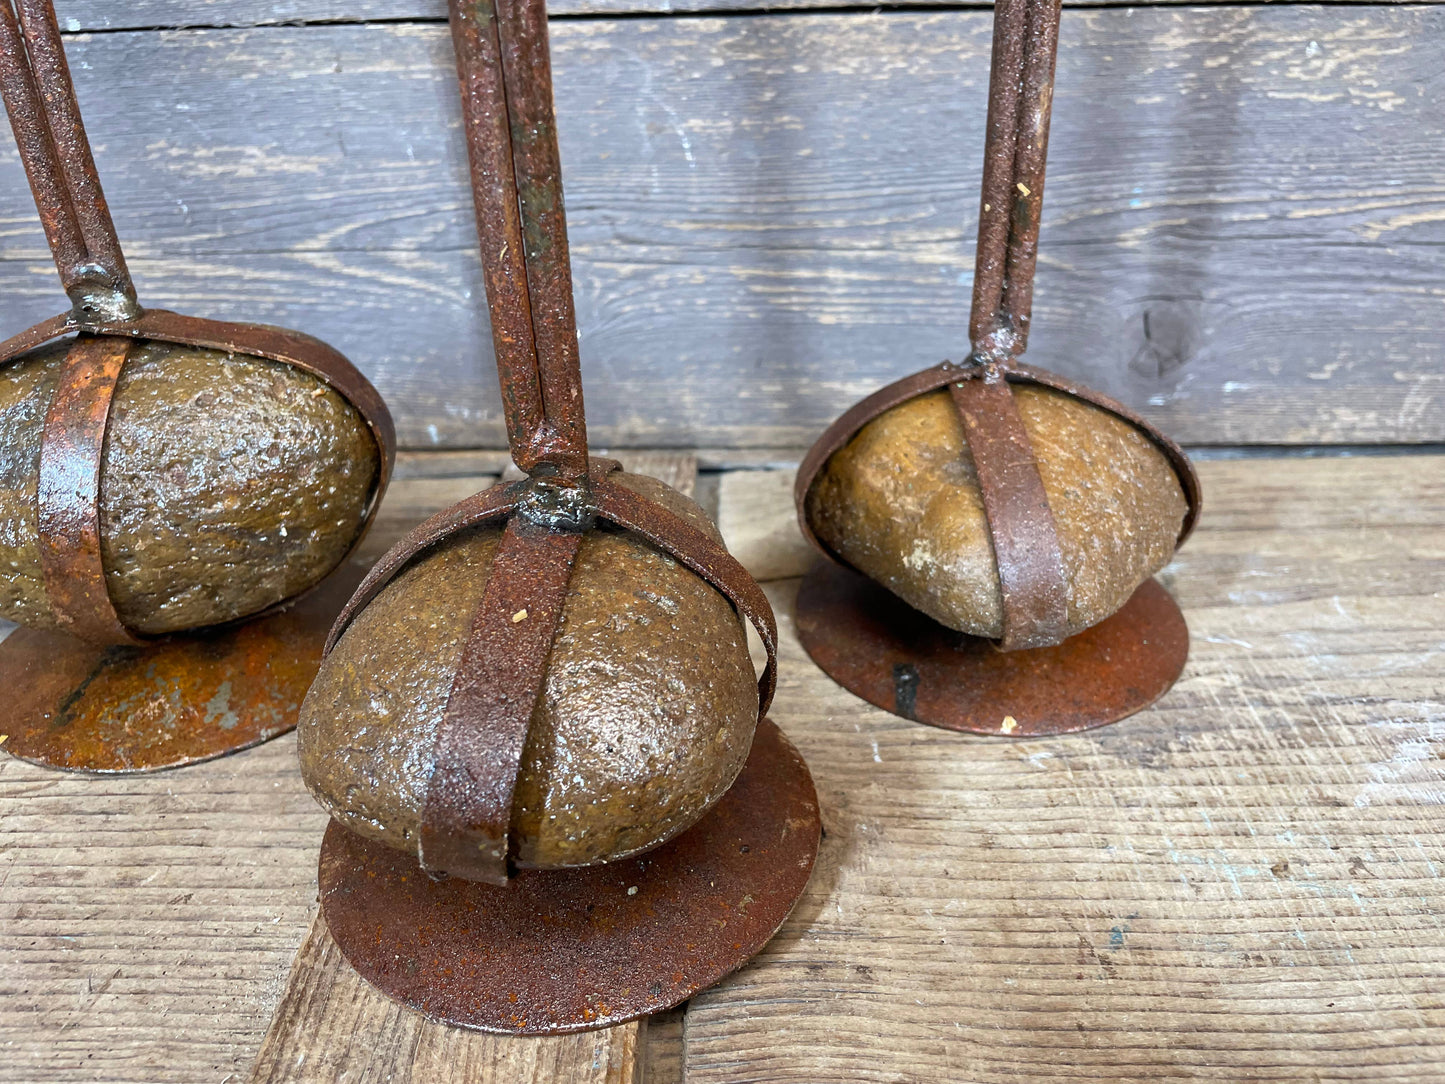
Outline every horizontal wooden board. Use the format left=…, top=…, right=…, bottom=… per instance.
left=3, top=9, right=1444, bottom=448
left=3, top=452, right=1445, bottom=1081
left=47, top=0, right=1438, bottom=33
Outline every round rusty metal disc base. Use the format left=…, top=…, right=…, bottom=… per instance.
left=318, top=716, right=821, bottom=1035
left=796, top=561, right=1188, bottom=736
left=0, top=567, right=363, bottom=773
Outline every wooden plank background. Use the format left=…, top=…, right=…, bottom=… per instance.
left=2, top=6, right=1442, bottom=448
left=43, top=0, right=1444, bottom=32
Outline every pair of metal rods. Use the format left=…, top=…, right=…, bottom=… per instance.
left=0, top=0, right=136, bottom=320
left=450, top=0, right=588, bottom=483
left=795, top=0, right=1068, bottom=650
left=968, top=0, right=1062, bottom=367
left=950, top=0, right=1069, bottom=648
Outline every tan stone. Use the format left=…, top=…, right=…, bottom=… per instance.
left=298, top=471, right=759, bottom=872
left=805, top=385, right=1187, bottom=640
left=0, top=337, right=379, bottom=635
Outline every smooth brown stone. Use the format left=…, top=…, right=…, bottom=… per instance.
left=0, top=337, right=379, bottom=635
left=805, top=385, right=1188, bottom=640
left=298, top=472, right=759, bottom=871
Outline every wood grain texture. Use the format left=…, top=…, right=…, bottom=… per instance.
left=245, top=452, right=695, bottom=1084
left=44, top=0, right=1437, bottom=34
left=685, top=454, right=1445, bottom=1082
left=3, top=10, right=1442, bottom=448
left=717, top=467, right=814, bottom=582
left=2, top=452, right=1445, bottom=1080
left=640, top=1008, right=686, bottom=1084
left=48, top=0, right=1445, bottom=29
left=246, top=914, right=639, bottom=1084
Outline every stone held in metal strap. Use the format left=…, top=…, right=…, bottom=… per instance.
left=797, top=361, right=1202, bottom=653
left=0, top=0, right=394, bottom=645
left=302, top=458, right=779, bottom=884
left=309, top=0, right=815, bottom=1036
left=796, top=0, right=1199, bottom=653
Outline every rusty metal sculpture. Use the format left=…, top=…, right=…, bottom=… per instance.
left=313, top=0, right=819, bottom=1034
left=0, top=0, right=393, bottom=771
left=794, top=0, right=1201, bottom=736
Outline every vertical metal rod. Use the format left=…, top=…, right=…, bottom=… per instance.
left=449, top=0, right=588, bottom=482
left=15, top=0, right=135, bottom=311
left=0, top=0, right=90, bottom=297
left=450, top=0, right=547, bottom=468
left=0, top=0, right=137, bottom=320
left=996, top=0, right=1061, bottom=343
left=494, top=0, right=587, bottom=476
left=968, top=0, right=1061, bottom=365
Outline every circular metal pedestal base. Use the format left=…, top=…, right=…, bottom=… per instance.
left=319, top=717, right=821, bottom=1036
left=0, top=567, right=362, bottom=773
left=796, top=561, right=1188, bottom=737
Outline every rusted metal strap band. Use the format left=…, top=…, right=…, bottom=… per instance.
left=449, top=0, right=587, bottom=481
left=325, top=480, right=525, bottom=654
left=949, top=367, right=1068, bottom=650
left=969, top=0, right=1061, bottom=363
left=37, top=334, right=140, bottom=644
left=419, top=514, right=582, bottom=884
left=0, top=311, right=73, bottom=366
left=1016, top=362, right=1202, bottom=544
left=594, top=477, right=779, bottom=715
left=0, top=0, right=136, bottom=319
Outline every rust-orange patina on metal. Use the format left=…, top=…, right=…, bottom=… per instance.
left=0, top=0, right=394, bottom=771
left=792, top=0, right=1200, bottom=734
left=0, top=565, right=364, bottom=772
left=319, top=717, right=821, bottom=1035
left=796, top=562, right=1189, bottom=737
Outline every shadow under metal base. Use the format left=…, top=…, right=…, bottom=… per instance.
left=0, top=565, right=364, bottom=773
left=319, top=717, right=821, bottom=1036
left=795, top=560, right=1188, bottom=737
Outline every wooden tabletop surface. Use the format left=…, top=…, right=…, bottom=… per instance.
left=2, top=450, right=1443, bottom=1083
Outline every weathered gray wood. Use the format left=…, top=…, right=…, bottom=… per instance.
left=717, top=467, right=813, bottom=582
left=246, top=913, right=641, bottom=1084
left=640, top=1008, right=686, bottom=1084
left=46, top=0, right=1439, bottom=34
left=3, top=10, right=1442, bottom=448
